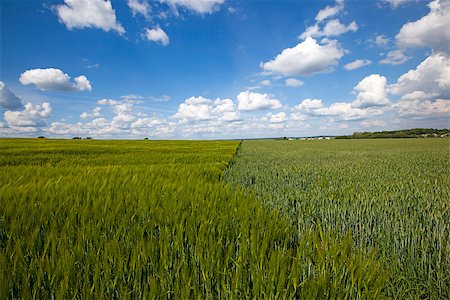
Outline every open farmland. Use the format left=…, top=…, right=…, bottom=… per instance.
left=225, top=138, right=450, bottom=299
left=1, top=139, right=385, bottom=299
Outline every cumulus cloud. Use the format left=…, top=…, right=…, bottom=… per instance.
left=321, top=19, right=357, bottom=36
left=128, top=0, right=150, bottom=18
left=0, top=81, right=23, bottom=110
left=293, top=74, right=390, bottom=121
left=80, top=107, right=101, bottom=119
left=396, top=0, right=450, bottom=55
left=212, top=98, right=241, bottom=121
left=145, top=26, right=170, bottom=46
left=389, top=53, right=450, bottom=118
left=266, top=112, right=287, bottom=123
left=19, top=68, right=92, bottom=92
left=261, top=37, right=344, bottom=76
left=315, top=0, right=344, bottom=22
left=389, top=54, right=450, bottom=98
left=352, top=74, right=390, bottom=108
left=344, top=59, right=372, bottom=70
left=174, top=96, right=214, bottom=121
left=397, top=99, right=449, bottom=117
left=299, top=1, right=357, bottom=40
left=300, top=19, right=357, bottom=39
left=294, top=98, right=324, bottom=111
left=3, top=102, right=52, bottom=132
left=237, top=91, right=282, bottom=111
left=56, top=0, right=125, bottom=34
left=374, top=35, right=390, bottom=47
left=380, top=50, right=410, bottom=65
left=161, top=0, right=225, bottom=14
left=285, top=78, right=304, bottom=87
left=173, top=96, right=240, bottom=122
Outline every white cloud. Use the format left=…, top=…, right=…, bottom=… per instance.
left=173, top=96, right=240, bottom=122
left=19, top=68, right=92, bottom=92
left=128, top=0, right=150, bottom=18
left=344, top=59, right=372, bottom=70
left=260, top=80, right=271, bottom=86
left=300, top=24, right=320, bottom=39
left=212, top=98, right=241, bottom=121
left=4, top=102, right=52, bottom=131
left=293, top=75, right=389, bottom=121
left=379, top=50, right=410, bottom=65
left=56, top=0, right=125, bottom=34
left=80, top=107, right=101, bottom=120
left=145, top=26, right=170, bottom=46
left=300, top=19, right=357, bottom=39
left=399, top=91, right=439, bottom=102
left=174, top=96, right=214, bottom=121
left=301, top=19, right=357, bottom=39
left=384, top=0, right=417, bottom=8
left=285, top=78, right=304, bottom=87
left=374, top=35, right=389, bottom=47
left=97, top=99, right=119, bottom=106
left=261, top=37, right=344, bottom=76
left=311, top=102, right=384, bottom=121
left=74, top=75, right=92, bottom=91
left=397, top=99, right=450, bottom=118
left=0, top=81, right=23, bottom=110
left=97, top=99, right=136, bottom=118
left=352, top=74, right=390, bottom=108
left=299, top=1, right=356, bottom=40
left=396, top=0, right=450, bottom=55
left=290, top=112, right=308, bottom=121
left=121, top=94, right=144, bottom=102
left=322, top=19, right=358, bottom=36
left=315, top=0, right=344, bottom=22
left=389, top=53, right=450, bottom=97
left=130, top=117, right=165, bottom=129
left=294, top=98, right=324, bottom=111
left=237, top=91, right=282, bottom=111
left=161, top=0, right=225, bottom=14
left=47, top=98, right=173, bottom=137
left=389, top=53, right=450, bottom=118
left=266, top=112, right=287, bottom=123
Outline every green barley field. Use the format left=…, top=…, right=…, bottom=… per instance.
left=0, top=138, right=448, bottom=298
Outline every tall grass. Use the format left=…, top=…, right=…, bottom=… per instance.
left=0, top=139, right=385, bottom=298
left=224, top=138, right=450, bottom=299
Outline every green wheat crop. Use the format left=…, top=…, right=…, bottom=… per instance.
left=225, top=138, right=450, bottom=299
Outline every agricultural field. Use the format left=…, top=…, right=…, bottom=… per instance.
left=0, top=139, right=384, bottom=299
left=0, top=138, right=448, bottom=298
left=224, top=138, right=449, bottom=299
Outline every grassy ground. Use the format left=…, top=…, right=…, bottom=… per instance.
left=1, top=139, right=384, bottom=298
left=224, top=138, right=450, bottom=299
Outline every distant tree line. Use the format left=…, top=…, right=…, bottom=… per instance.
left=336, top=128, right=450, bottom=139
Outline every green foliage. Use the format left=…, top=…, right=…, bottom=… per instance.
left=336, top=128, right=450, bottom=139
left=0, top=139, right=385, bottom=298
left=225, top=139, right=450, bottom=299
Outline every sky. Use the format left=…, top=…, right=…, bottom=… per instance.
left=0, top=0, right=449, bottom=139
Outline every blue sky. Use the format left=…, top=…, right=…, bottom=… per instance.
left=1, top=0, right=449, bottom=139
